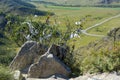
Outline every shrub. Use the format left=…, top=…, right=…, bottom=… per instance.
left=65, top=40, right=120, bottom=76
left=0, top=65, right=13, bottom=80
left=0, top=44, right=16, bottom=66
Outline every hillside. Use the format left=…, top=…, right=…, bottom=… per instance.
left=0, top=0, right=53, bottom=16
left=30, top=0, right=120, bottom=6
left=0, top=0, right=120, bottom=80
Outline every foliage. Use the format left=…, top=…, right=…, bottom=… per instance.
left=0, top=65, right=14, bottom=80
left=4, top=14, right=25, bottom=46
left=65, top=38, right=120, bottom=76
left=0, top=12, right=7, bottom=29
left=0, top=0, right=54, bottom=16
left=80, top=46, right=120, bottom=73
left=1, top=5, right=120, bottom=78
left=4, top=14, right=120, bottom=77
left=18, top=7, right=54, bottom=16
left=4, top=14, right=77, bottom=46
left=0, top=14, right=20, bottom=66
left=0, top=46, right=16, bottom=66
left=0, top=32, right=17, bottom=66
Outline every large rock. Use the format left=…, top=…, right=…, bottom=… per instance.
left=28, top=52, right=71, bottom=78
left=9, top=41, right=47, bottom=72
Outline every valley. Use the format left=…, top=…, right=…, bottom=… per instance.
left=0, top=0, right=120, bottom=80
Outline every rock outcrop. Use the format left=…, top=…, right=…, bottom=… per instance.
left=10, top=41, right=71, bottom=79
left=9, top=41, right=47, bottom=73
left=28, top=53, right=71, bottom=78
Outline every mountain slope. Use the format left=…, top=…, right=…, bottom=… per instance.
left=0, top=0, right=53, bottom=16
left=30, top=0, right=120, bottom=6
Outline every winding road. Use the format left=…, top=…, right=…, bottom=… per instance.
left=81, top=14, right=120, bottom=37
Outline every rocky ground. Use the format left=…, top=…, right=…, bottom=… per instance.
left=20, top=73, right=120, bottom=80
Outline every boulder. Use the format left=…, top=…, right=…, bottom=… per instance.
left=9, top=41, right=47, bottom=72
left=28, top=52, right=71, bottom=78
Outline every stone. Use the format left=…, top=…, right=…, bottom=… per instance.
left=14, top=70, right=24, bottom=80
left=28, top=52, right=71, bottom=78
left=9, top=41, right=47, bottom=73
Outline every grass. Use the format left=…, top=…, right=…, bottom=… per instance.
left=67, top=34, right=101, bottom=50
left=0, top=36, right=18, bottom=66
left=28, top=3, right=120, bottom=48
left=0, top=2, right=120, bottom=77
left=30, top=0, right=120, bottom=6
left=45, top=6, right=82, bottom=10
left=32, top=4, right=120, bottom=27
left=0, top=65, right=14, bottom=80
left=88, top=17, right=120, bottom=35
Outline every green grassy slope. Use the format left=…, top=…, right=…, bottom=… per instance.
left=65, top=27, right=120, bottom=75
left=0, top=0, right=53, bottom=16
left=30, top=0, right=120, bottom=6
left=24, top=2, right=120, bottom=48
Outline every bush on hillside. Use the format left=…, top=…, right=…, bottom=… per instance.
left=0, top=65, right=13, bottom=80
left=65, top=39, right=120, bottom=76
left=0, top=31, right=16, bottom=66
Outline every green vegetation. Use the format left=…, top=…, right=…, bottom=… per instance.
left=65, top=38, right=120, bottom=76
left=88, top=17, right=120, bottom=35
left=0, top=0, right=54, bottom=16
left=4, top=14, right=120, bottom=77
left=0, top=13, right=21, bottom=80
left=31, top=0, right=120, bottom=7
left=32, top=5, right=120, bottom=47
left=0, top=65, right=14, bottom=80
left=0, top=30, right=17, bottom=66
left=0, top=0, right=120, bottom=79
